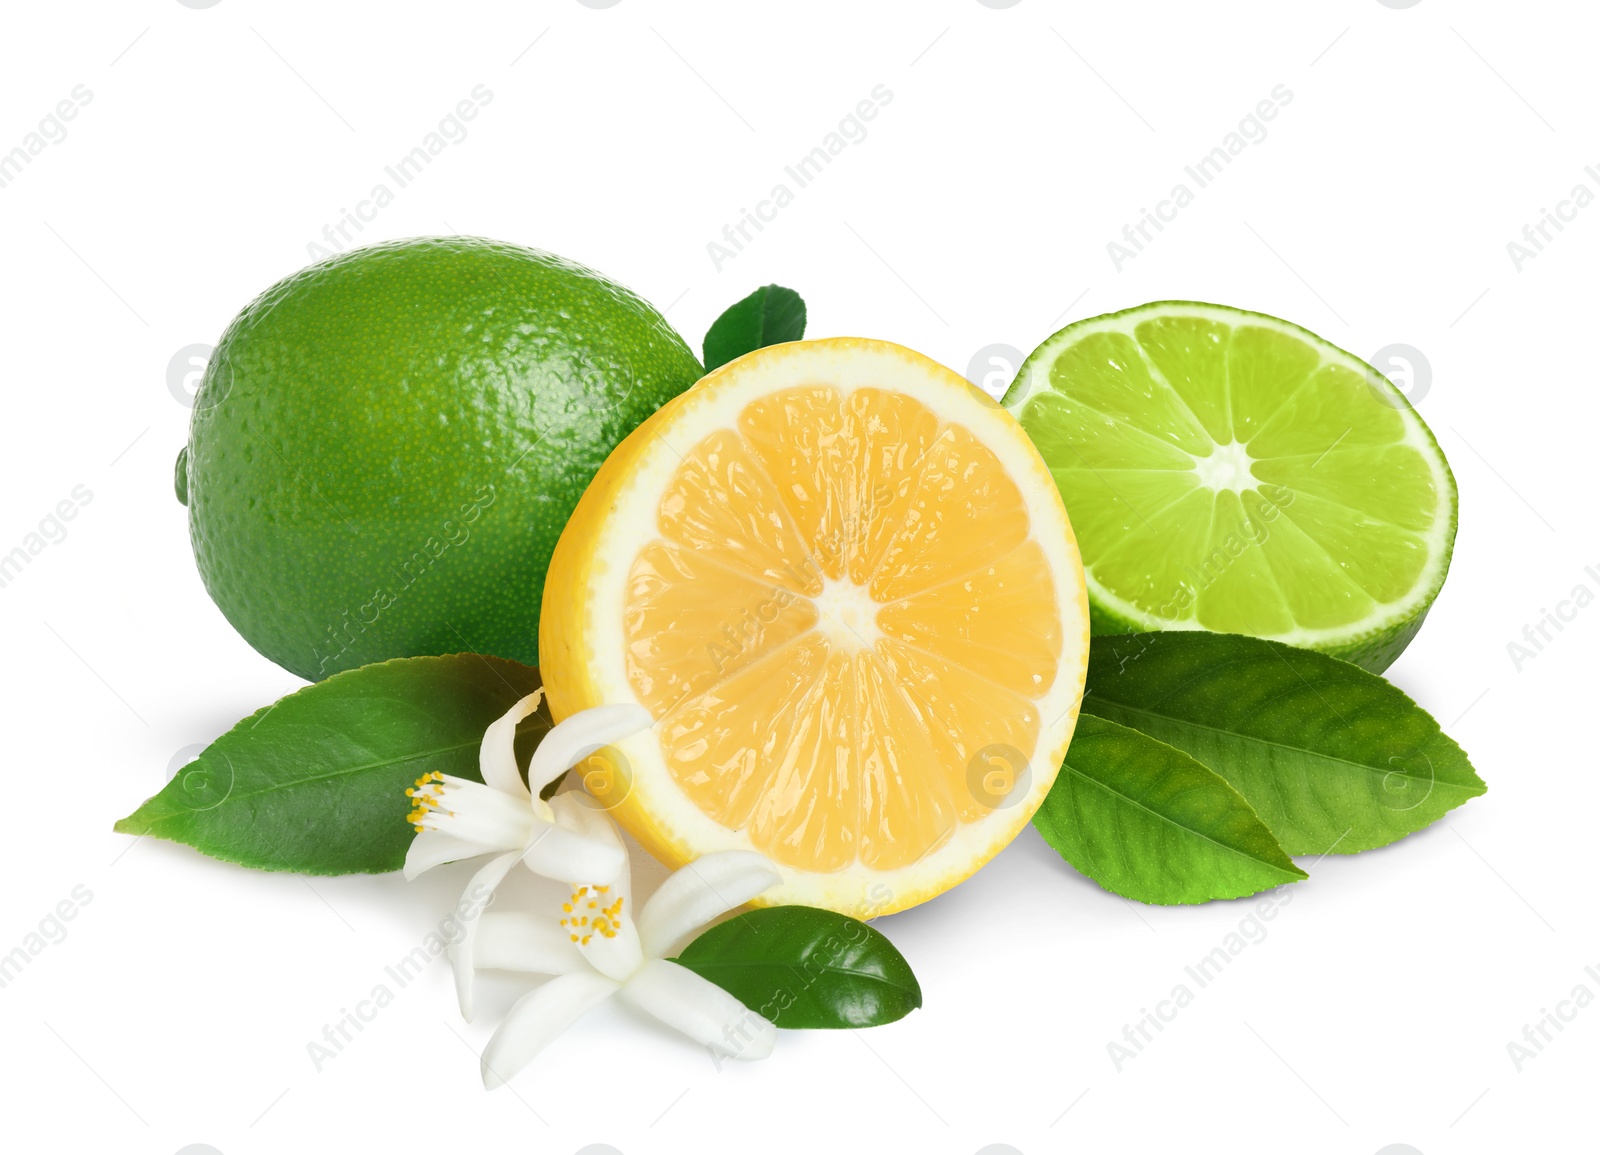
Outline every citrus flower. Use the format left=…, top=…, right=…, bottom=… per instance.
left=457, top=800, right=784, bottom=1088
left=403, top=691, right=652, bottom=1011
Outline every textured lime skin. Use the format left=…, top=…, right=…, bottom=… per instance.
left=183, top=237, right=702, bottom=681
left=1084, top=592, right=1433, bottom=673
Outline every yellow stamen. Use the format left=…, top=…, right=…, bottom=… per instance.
left=404, top=771, right=453, bottom=831
left=562, top=883, right=626, bottom=940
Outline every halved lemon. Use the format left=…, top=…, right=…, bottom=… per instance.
left=540, top=338, right=1089, bottom=914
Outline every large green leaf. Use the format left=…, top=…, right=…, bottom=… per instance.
left=702, top=284, right=806, bottom=371
left=114, top=655, right=550, bottom=874
left=1034, top=715, right=1306, bottom=904
left=673, top=906, right=920, bottom=1029
left=1080, top=632, right=1486, bottom=854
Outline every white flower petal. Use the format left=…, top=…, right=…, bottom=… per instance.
left=450, top=850, right=521, bottom=1022
left=525, top=703, right=653, bottom=793
left=410, top=774, right=534, bottom=851
left=470, top=913, right=586, bottom=975
left=547, top=793, right=630, bottom=898
left=402, top=830, right=486, bottom=880
left=619, top=959, right=775, bottom=1061
left=520, top=817, right=626, bottom=884
left=576, top=916, right=644, bottom=983
left=636, top=851, right=783, bottom=961
left=547, top=791, right=625, bottom=847
left=479, top=690, right=545, bottom=797
left=481, top=971, right=619, bottom=1090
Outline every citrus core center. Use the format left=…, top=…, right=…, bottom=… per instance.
left=810, top=577, right=884, bottom=652
left=1191, top=440, right=1258, bottom=493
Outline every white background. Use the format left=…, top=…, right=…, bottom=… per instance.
left=1, top=2, right=1594, bottom=1153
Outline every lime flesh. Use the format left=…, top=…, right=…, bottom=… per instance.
left=1003, top=301, right=1456, bottom=672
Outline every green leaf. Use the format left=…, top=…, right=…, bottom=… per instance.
left=1034, top=715, right=1306, bottom=904
left=114, top=654, right=550, bottom=874
left=1080, top=632, right=1487, bottom=855
left=673, top=906, right=920, bottom=1029
left=702, top=284, right=806, bottom=371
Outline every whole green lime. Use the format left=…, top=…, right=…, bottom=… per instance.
left=179, top=237, right=703, bottom=681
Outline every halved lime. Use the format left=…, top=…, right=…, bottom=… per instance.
left=1003, top=301, right=1456, bottom=672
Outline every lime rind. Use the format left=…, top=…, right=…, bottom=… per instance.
left=1003, top=301, right=1457, bottom=672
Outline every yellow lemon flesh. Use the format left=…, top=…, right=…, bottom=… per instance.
left=541, top=338, right=1089, bottom=915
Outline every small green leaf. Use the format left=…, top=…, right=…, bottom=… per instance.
left=673, top=906, right=920, bottom=1029
left=1034, top=715, right=1306, bottom=904
left=1080, top=632, right=1487, bottom=855
left=702, top=284, right=806, bottom=371
left=114, top=654, right=549, bottom=874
